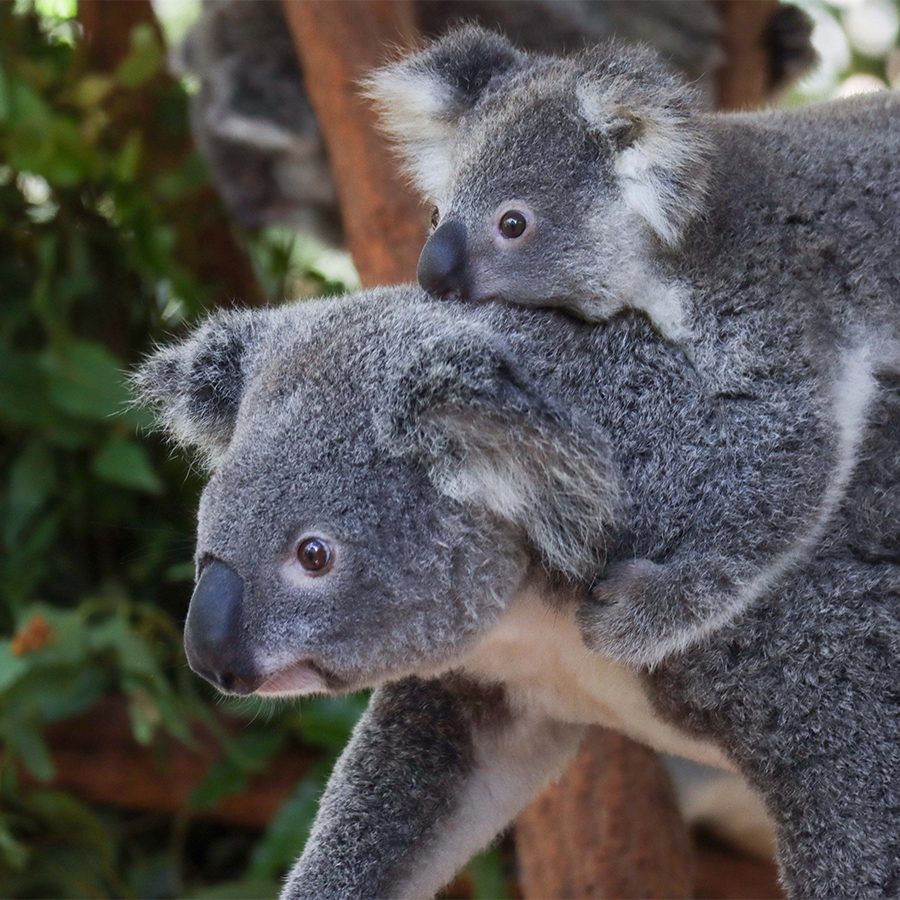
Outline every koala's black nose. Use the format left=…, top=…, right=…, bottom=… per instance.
left=184, top=560, right=260, bottom=695
left=417, top=220, right=469, bottom=300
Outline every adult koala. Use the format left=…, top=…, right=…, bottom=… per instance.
left=136, top=286, right=900, bottom=899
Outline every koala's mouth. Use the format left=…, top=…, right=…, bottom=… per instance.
left=255, top=659, right=338, bottom=697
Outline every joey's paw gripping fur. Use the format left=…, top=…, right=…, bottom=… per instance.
left=578, top=559, right=678, bottom=668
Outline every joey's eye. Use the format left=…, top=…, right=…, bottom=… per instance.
left=297, top=537, right=333, bottom=574
left=430, top=207, right=440, bottom=230
left=499, top=210, right=527, bottom=239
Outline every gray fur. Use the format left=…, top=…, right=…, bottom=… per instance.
left=136, top=286, right=898, bottom=897
left=368, top=28, right=899, bottom=664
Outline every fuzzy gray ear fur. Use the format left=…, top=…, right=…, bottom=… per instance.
left=387, top=330, right=621, bottom=579
left=364, top=26, right=524, bottom=200
left=132, top=309, right=265, bottom=465
left=576, top=44, right=711, bottom=247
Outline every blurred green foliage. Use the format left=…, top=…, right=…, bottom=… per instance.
left=0, top=5, right=369, bottom=897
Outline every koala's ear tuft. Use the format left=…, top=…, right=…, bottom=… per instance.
left=576, top=45, right=711, bottom=247
left=364, top=26, right=524, bottom=199
left=387, top=330, right=621, bottom=579
left=132, top=310, right=265, bottom=464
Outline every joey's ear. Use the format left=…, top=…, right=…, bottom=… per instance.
left=576, top=46, right=710, bottom=247
left=387, top=333, right=621, bottom=579
left=132, top=309, right=266, bottom=464
left=364, top=26, right=524, bottom=199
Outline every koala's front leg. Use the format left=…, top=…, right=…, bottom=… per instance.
left=577, top=557, right=755, bottom=667
left=283, top=676, right=584, bottom=900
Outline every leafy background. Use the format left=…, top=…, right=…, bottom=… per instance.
left=0, top=4, right=377, bottom=897
left=1, top=0, right=896, bottom=897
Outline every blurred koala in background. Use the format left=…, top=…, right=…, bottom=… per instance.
left=175, top=0, right=814, bottom=245
left=173, top=2, right=341, bottom=242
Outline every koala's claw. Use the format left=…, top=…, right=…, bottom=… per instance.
left=577, top=558, right=674, bottom=668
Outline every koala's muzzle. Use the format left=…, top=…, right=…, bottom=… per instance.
left=184, top=560, right=259, bottom=695
left=418, top=220, right=469, bottom=300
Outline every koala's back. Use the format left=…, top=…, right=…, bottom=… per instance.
left=689, top=93, right=900, bottom=347
left=648, top=382, right=900, bottom=891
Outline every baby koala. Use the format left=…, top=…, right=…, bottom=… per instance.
left=368, top=27, right=900, bottom=664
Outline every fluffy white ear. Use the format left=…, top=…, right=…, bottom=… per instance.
left=132, top=309, right=267, bottom=465
left=364, top=26, right=524, bottom=200
left=388, top=332, right=621, bottom=579
left=576, top=47, right=711, bottom=247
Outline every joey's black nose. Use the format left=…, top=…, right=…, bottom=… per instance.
left=184, top=560, right=259, bottom=695
left=417, top=220, right=469, bottom=300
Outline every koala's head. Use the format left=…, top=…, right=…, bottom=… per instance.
left=134, top=288, right=617, bottom=698
left=367, top=27, right=710, bottom=311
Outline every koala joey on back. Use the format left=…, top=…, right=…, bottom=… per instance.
left=135, top=287, right=899, bottom=898
left=368, top=27, right=900, bottom=663
left=367, top=26, right=895, bottom=338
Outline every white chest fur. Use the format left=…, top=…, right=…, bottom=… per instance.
left=459, top=588, right=734, bottom=772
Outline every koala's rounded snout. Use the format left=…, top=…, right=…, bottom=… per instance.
left=417, top=219, right=469, bottom=300
left=184, top=560, right=259, bottom=695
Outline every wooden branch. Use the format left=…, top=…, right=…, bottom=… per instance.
left=516, top=730, right=694, bottom=898
left=282, top=0, right=425, bottom=286
left=716, top=0, right=780, bottom=110
left=694, top=835, right=782, bottom=899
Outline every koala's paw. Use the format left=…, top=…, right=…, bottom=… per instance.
left=577, top=559, right=679, bottom=669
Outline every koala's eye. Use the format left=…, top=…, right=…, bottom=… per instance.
left=499, top=210, right=527, bottom=239
left=430, top=206, right=440, bottom=230
left=297, top=537, right=333, bottom=574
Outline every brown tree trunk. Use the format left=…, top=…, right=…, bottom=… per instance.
left=282, top=0, right=425, bottom=286
left=516, top=731, right=695, bottom=898
left=716, top=0, right=780, bottom=110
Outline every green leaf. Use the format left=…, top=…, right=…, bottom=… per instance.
left=189, top=729, right=286, bottom=810
left=5, top=441, right=56, bottom=545
left=40, top=340, right=129, bottom=421
left=164, top=560, right=195, bottom=582
left=2, top=665, right=107, bottom=724
left=0, top=352, right=52, bottom=429
left=90, top=616, right=162, bottom=681
left=126, top=688, right=160, bottom=745
left=0, top=819, right=29, bottom=872
left=34, top=0, right=77, bottom=19
left=67, top=74, right=112, bottom=110
left=13, top=606, right=85, bottom=667
left=91, top=436, right=162, bottom=493
left=11, top=788, right=119, bottom=895
left=469, top=849, right=509, bottom=900
left=0, top=511, right=63, bottom=609
left=4, top=722, right=56, bottom=781
left=115, top=131, right=142, bottom=181
left=0, top=65, right=10, bottom=124
left=0, top=644, right=28, bottom=693
left=115, top=23, right=163, bottom=89
left=295, top=695, right=367, bottom=751
left=186, top=878, right=281, bottom=900
left=248, top=761, right=330, bottom=879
